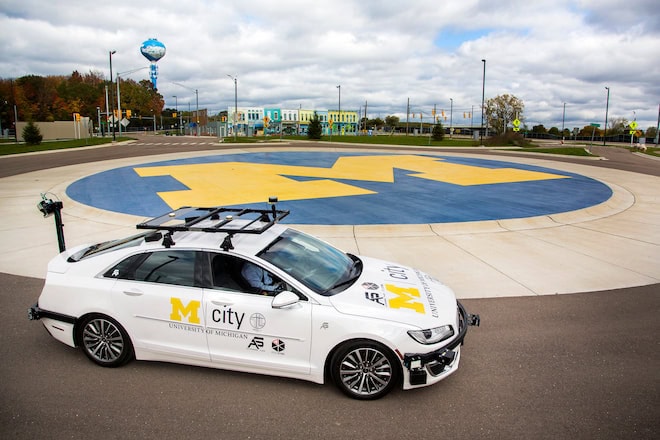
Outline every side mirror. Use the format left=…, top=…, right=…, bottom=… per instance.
left=272, top=291, right=300, bottom=309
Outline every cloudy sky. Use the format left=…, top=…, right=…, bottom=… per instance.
left=1, top=0, right=659, bottom=131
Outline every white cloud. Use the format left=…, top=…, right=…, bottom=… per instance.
left=0, top=0, right=659, bottom=129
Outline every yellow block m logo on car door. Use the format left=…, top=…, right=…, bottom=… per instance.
left=170, top=297, right=201, bottom=324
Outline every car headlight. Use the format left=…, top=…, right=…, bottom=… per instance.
left=407, top=325, right=454, bottom=345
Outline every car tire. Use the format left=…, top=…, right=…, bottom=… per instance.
left=330, top=340, right=400, bottom=400
left=78, top=314, right=133, bottom=368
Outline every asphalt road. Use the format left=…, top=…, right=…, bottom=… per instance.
left=1, top=135, right=658, bottom=439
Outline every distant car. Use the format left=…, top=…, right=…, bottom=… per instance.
left=29, top=201, right=479, bottom=400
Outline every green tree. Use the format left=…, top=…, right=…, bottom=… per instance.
left=548, top=127, right=560, bottom=136
left=307, top=112, right=322, bottom=139
left=578, top=125, right=602, bottom=137
left=484, top=94, right=524, bottom=135
left=607, top=117, right=628, bottom=136
left=385, top=115, right=399, bottom=133
left=22, top=120, right=43, bottom=144
left=532, top=124, right=547, bottom=134
left=646, top=127, right=657, bottom=139
left=432, top=121, right=444, bottom=141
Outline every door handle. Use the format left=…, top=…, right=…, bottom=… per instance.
left=211, top=300, right=233, bottom=306
left=123, top=289, right=144, bottom=297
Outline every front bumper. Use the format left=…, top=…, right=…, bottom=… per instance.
left=403, top=301, right=479, bottom=386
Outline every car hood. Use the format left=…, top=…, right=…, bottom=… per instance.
left=328, top=256, right=458, bottom=329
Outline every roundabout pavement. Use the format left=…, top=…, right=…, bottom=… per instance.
left=1, top=135, right=658, bottom=439
left=0, top=137, right=657, bottom=297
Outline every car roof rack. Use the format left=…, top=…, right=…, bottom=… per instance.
left=136, top=198, right=289, bottom=250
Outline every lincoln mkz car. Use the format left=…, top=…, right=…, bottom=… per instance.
left=29, top=200, right=479, bottom=399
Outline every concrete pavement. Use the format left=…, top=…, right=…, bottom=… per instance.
left=0, top=141, right=658, bottom=298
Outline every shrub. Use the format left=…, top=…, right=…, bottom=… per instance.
left=307, top=112, right=322, bottom=140
left=485, top=131, right=531, bottom=147
left=431, top=122, right=444, bottom=141
left=23, top=121, right=43, bottom=145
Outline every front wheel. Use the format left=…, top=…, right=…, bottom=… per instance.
left=330, top=340, right=400, bottom=400
left=78, top=315, right=133, bottom=367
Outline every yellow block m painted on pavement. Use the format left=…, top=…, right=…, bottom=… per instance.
left=135, top=155, right=568, bottom=208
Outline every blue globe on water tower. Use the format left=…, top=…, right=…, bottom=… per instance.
left=140, top=38, right=166, bottom=90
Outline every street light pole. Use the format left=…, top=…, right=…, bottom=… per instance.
left=450, top=98, right=453, bottom=138
left=337, top=85, right=341, bottom=135
left=603, top=86, right=610, bottom=146
left=480, top=59, right=486, bottom=144
left=109, top=50, right=116, bottom=141
left=116, top=67, right=148, bottom=137
left=227, top=75, right=238, bottom=141
left=96, top=106, right=101, bottom=137
left=561, top=102, right=566, bottom=143
left=173, top=95, right=179, bottom=134
left=173, top=82, right=200, bottom=136
left=195, top=89, right=199, bottom=136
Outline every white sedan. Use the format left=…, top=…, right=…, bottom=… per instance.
left=29, top=203, right=479, bottom=400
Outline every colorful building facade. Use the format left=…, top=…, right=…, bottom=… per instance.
left=227, top=106, right=358, bottom=136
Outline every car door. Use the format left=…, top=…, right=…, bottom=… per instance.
left=107, top=250, right=210, bottom=361
left=203, top=252, right=312, bottom=375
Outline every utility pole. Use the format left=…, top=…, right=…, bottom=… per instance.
left=603, top=86, right=610, bottom=146
left=109, top=50, right=117, bottom=141
left=406, top=98, right=410, bottom=136
left=480, top=59, right=486, bottom=144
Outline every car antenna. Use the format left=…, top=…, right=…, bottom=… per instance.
left=268, top=196, right=279, bottom=222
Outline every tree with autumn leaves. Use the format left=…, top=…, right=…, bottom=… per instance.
left=0, top=71, right=164, bottom=130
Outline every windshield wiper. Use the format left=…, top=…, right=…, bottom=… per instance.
left=325, top=257, right=363, bottom=294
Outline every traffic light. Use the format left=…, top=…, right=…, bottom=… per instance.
left=126, top=109, right=132, bottom=118
left=172, top=112, right=176, bottom=118
left=113, top=109, right=118, bottom=118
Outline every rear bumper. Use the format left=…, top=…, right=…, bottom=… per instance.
left=403, top=301, right=479, bottom=387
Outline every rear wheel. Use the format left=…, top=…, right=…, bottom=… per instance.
left=330, top=340, right=399, bottom=400
left=78, top=315, right=133, bottom=367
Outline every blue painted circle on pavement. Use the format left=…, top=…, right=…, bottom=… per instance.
left=66, top=152, right=612, bottom=225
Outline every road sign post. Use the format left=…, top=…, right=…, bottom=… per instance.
left=589, top=123, right=600, bottom=152
left=629, top=121, right=638, bottom=148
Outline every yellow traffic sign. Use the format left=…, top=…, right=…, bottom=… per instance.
left=513, top=119, right=521, bottom=127
left=630, top=121, right=638, bottom=129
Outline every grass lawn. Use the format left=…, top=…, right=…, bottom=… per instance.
left=0, top=137, right=135, bottom=156
left=509, top=146, right=595, bottom=157
left=2, top=133, right=657, bottom=158
left=222, top=134, right=476, bottom=147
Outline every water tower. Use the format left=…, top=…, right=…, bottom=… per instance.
left=140, top=38, right=166, bottom=90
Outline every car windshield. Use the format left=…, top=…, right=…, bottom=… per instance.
left=258, top=229, right=361, bottom=296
